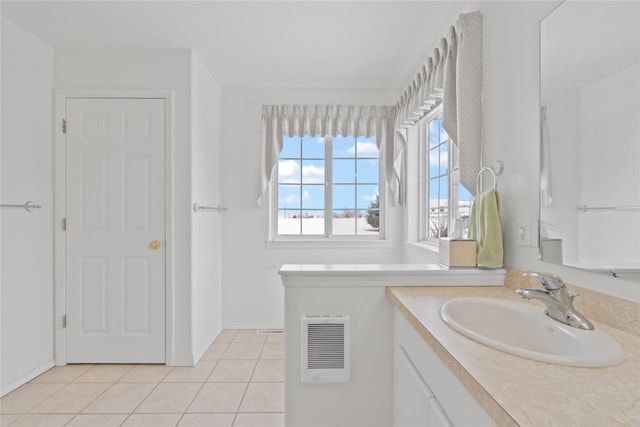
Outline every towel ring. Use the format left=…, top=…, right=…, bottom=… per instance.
left=476, top=166, right=498, bottom=194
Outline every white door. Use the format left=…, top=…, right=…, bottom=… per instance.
left=65, top=98, right=166, bottom=363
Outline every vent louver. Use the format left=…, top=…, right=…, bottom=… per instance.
left=307, top=323, right=344, bottom=369
left=301, top=315, right=351, bottom=383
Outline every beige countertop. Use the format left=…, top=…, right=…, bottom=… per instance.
left=387, top=286, right=640, bottom=427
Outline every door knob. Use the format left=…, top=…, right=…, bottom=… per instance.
left=149, top=240, right=161, bottom=250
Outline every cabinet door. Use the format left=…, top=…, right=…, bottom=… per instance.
left=394, top=346, right=432, bottom=427
left=428, top=397, right=452, bottom=427
left=394, top=308, right=497, bottom=427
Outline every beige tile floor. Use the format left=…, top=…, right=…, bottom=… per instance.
left=0, top=330, right=284, bottom=427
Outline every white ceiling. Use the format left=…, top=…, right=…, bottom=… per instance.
left=1, top=0, right=469, bottom=89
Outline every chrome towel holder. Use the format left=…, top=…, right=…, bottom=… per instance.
left=475, top=160, right=504, bottom=194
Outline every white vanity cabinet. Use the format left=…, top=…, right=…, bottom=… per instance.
left=393, top=308, right=496, bottom=427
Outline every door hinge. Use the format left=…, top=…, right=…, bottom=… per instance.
left=62, top=315, right=67, bottom=328
left=62, top=217, right=67, bottom=231
left=62, top=118, right=67, bottom=134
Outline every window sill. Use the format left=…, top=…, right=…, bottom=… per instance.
left=266, top=239, right=392, bottom=250
left=404, top=241, right=439, bottom=257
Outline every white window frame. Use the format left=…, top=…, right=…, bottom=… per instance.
left=269, top=134, right=386, bottom=242
left=418, top=106, right=471, bottom=245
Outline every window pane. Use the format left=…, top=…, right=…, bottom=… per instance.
left=428, top=208, right=439, bottom=238
left=278, top=159, right=300, bottom=184
left=333, top=185, right=355, bottom=209
left=437, top=210, right=449, bottom=238
left=355, top=137, right=379, bottom=158
left=302, top=135, right=324, bottom=158
left=301, top=185, right=324, bottom=210
left=439, top=176, right=449, bottom=200
left=459, top=184, right=472, bottom=201
left=439, top=143, right=448, bottom=175
left=333, top=159, right=355, bottom=183
left=429, top=120, right=440, bottom=148
left=281, top=135, right=301, bottom=158
left=278, top=212, right=300, bottom=235
left=301, top=211, right=324, bottom=235
left=457, top=184, right=474, bottom=237
left=301, top=160, right=324, bottom=184
left=429, top=149, right=439, bottom=177
left=276, top=132, right=381, bottom=238
left=360, top=209, right=380, bottom=235
left=332, top=210, right=356, bottom=235
left=358, top=185, right=379, bottom=210
left=357, top=159, right=379, bottom=184
left=333, top=135, right=356, bottom=158
left=429, top=179, right=440, bottom=202
left=440, top=124, right=449, bottom=143
left=278, top=185, right=301, bottom=210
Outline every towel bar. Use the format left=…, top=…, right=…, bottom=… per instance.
left=193, top=203, right=227, bottom=213
left=0, top=201, right=42, bottom=212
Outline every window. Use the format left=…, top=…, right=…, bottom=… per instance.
left=421, top=109, right=473, bottom=242
left=276, top=134, right=381, bottom=238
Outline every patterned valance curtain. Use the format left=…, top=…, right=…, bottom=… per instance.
left=258, top=105, right=395, bottom=206
left=393, top=11, right=483, bottom=202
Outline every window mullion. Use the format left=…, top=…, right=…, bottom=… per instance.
left=419, top=119, right=426, bottom=240
left=299, top=138, right=303, bottom=235
left=449, top=134, right=457, bottom=238
left=353, top=138, right=358, bottom=235
left=325, top=135, right=332, bottom=238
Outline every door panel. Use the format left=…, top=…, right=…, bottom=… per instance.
left=65, top=98, right=165, bottom=363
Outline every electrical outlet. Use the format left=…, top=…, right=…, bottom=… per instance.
left=517, top=218, right=538, bottom=247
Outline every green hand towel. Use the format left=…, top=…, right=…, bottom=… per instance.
left=469, top=189, right=504, bottom=268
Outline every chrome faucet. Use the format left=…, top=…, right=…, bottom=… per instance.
left=517, top=271, right=594, bottom=330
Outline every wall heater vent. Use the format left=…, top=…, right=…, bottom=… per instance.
left=301, top=314, right=351, bottom=384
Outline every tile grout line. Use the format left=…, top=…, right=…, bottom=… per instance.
left=231, top=339, right=266, bottom=425
left=2, top=332, right=284, bottom=427
left=61, top=363, right=138, bottom=425
left=176, top=378, right=210, bottom=427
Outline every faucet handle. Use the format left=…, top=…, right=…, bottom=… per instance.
left=523, top=271, right=565, bottom=291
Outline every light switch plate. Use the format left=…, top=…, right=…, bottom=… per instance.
left=517, top=218, right=538, bottom=247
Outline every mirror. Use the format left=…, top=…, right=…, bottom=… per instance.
left=539, top=1, right=640, bottom=283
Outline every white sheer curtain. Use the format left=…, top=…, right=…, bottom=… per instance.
left=393, top=11, right=483, bottom=202
left=257, top=12, right=483, bottom=207
left=258, top=105, right=395, bottom=206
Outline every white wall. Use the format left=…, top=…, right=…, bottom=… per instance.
left=190, top=51, right=223, bottom=360
left=220, top=87, right=404, bottom=329
left=54, top=48, right=197, bottom=364
left=1, top=16, right=55, bottom=395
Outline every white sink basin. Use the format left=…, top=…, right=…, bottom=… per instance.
left=440, top=297, right=625, bottom=367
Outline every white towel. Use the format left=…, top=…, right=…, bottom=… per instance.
left=540, top=106, right=552, bottom=207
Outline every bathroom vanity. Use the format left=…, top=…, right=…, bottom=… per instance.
left=388, top=285, right=639, bottom=426
left=393, top=305, right=496, bottom=426
left=281, top=264, right=639, bottom=427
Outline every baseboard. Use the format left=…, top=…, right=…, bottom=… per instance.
left=223, top=322, right=284, bottom=330
left=171, top=355, right=196, bottom=367
left=193, top=326, right=223, bottom=364
left=1, top=359, right=55, bottom=397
